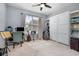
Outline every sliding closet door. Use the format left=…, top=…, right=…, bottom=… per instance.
left=57, top=12, right=70, bottom=45
left=49, top=11, right=70, bottom=45
left=49, top=15, right=58, bottom=41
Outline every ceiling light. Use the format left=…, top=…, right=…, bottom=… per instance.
left=40, top=4, right=45, bottom=7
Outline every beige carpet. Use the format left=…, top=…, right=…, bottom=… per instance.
left=8, top=40, right=79, bottom=56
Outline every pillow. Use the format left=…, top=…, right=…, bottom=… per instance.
left=0, top=31, right=12, bottom=39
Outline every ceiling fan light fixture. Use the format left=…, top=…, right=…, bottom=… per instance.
left=40, top=4, right=45, bottom=7
left=32, top=3, right=52, bottom=11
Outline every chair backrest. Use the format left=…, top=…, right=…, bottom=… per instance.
left=13, top=31, right=23, bottom=42
left=5, top=26, right=13, bottom=32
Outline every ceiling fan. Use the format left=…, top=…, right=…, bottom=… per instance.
left=32, top=3, right=52, bottom=11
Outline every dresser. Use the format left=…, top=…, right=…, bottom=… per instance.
left=70, top=37, right=79, bottom=51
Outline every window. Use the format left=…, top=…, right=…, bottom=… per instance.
left=33, top=16, right=39, bottom=25
left=25, top=15, right=39, bottom=35
left=25, top=15, right=33, bottom=25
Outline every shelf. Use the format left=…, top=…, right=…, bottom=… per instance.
left=70, top=16, right=79, bottom=24
left=71, top=17, right=79, bottom=19
left=71, top=29, right=79, bottom=31
left=70, top=22, right=79, bottom=24
left=71, top=29, right=79, bottom=34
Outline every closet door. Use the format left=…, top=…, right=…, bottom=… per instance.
left=57, top=12, right=70, bottom=45
left=49, top=11, right=70, bottom=45
left=49, top=15, right=58, bottom=41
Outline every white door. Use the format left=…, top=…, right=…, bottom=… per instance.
left=49, top=15, right=58, bottom=41
left=49, top=11, right=70, bottom=45
left=57, top=12, right=70, bottom=45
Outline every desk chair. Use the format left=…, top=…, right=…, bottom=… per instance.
left=12, top=31, right=23, bottom=48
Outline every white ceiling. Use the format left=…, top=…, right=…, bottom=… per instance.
left=7, top=3, right=79, bottom=16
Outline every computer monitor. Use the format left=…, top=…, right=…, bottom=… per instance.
left=16, top=27, right=24, bottom=31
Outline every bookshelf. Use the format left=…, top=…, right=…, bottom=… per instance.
left=70, top=16, right=79, bottom=34
left=70, top=11, right=79, bottom=51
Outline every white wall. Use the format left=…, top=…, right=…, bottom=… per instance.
left=0, top=4, right=6, bottom=31
left=0, top=3, right=6, bottom=48
left=6, top=6, right=23, bottom=29
left=6, top=6, right=46, bottom=30
left=38, top=18, right=45, bottom=40
left=49, top=11, right=70, bottom=45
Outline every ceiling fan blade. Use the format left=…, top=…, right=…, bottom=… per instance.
left=40, top=7, right=43, bottom=11
left=45, top=4, right=52, bottom=8
left=32, top=4, right=41, bottom=7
